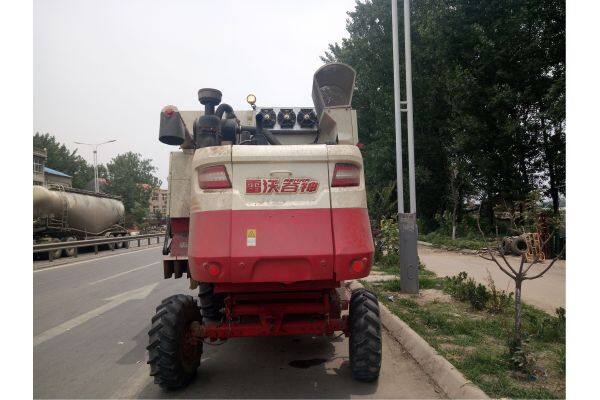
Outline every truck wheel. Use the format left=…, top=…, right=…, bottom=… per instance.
left=63, top=237, right=76, bottom=257
left=122, top=234, right=130, bottom=249
left=49, top=238, right=62, bottom=260
left=105, top=233, right=115, bottom=251
left=349, top=288, right=381, bottom=382
left=148, top=294, right=202, bottom=390
left=115, top=234, right=124, bottom=249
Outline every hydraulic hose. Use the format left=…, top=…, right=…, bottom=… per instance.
left=262, top=130, right=282, bottom=145
left=215, top=103, right=236, bottom=119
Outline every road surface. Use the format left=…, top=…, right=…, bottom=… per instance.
left=419, top=244, right=565, bottom=314
left=34, top=246, right=443, bottom=399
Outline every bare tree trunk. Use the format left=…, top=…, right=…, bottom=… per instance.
left=451, top=193, right=458, bottom=241
left=449, top=165, right=459, bottom=241
left=514, top=278, right=523, bottom=348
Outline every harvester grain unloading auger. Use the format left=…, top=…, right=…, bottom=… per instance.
left=149, top=63, right=381, bottom=389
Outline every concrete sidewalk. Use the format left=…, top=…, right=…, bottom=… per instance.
left=419, top=245, right=565, bottom=314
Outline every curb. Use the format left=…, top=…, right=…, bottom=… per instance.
left=347, top=280, right=489, bottom=399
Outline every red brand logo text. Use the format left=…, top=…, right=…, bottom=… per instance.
left=245, top=178, right=319, bottom=194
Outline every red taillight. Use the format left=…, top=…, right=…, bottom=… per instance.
left=331, top=163, right=360, bottom=187
left=198, top=165, right=231, bottom=189
left=351, top=258, right=368, bottom=273
left=208, top=264, right=221, bottom=276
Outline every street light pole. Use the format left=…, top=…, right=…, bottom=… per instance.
left=391, top=0, right=404, bottom=215
left=392, top=0, right=419, bottom=294
left=404, top=0, right=417, bottom=214
left=74, top=140, right=116, bottom=193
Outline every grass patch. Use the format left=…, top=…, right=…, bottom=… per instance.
left=362, top=271, right=566, bottom=399
left=419, top=231, right=491, bottom=251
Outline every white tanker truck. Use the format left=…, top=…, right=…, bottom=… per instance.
left=33, top=185, right=128, bottom=259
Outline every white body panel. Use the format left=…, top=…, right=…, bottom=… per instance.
left=188, top=144, right=367, bottom=214
left=167, top=150, right=194, bottom=218
left=231, top=145, right=331, bottom=211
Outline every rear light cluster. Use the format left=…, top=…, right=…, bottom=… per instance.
left=351, top=257, right=368, bottom=273
left=198, top=165, right=231, bottom=189
left=331, top=163, right=360, bottom=187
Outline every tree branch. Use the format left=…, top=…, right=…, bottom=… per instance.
left=524, top=248, right=565, bottom=280
left=518, top=252, right=525, bottom=275
left=476, top=212, right=517, bottom=279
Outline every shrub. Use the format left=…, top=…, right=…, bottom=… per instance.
left=444, top=271, right=467, bottom=301
left=486, top=273, right=513, bottom=314
left=524, top=306, right=566, bottom=342
left=469, top=282, right=490, bottom=310
left=443, top=272, right=490, bottom=310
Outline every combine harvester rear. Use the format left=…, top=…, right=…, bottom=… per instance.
left=150, top=63, right=381, bottom=389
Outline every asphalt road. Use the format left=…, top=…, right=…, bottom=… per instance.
left=34, top=247, right=443, bottom=399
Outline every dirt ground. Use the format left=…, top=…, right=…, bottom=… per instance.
left=418, top=244, right=565, bottom=314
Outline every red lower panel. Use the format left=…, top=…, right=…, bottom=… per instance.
left=331, top=208, right=374, bottom=280
left=188, top=210, right=231, bottom=282
left=188, top=207, right=373, bottom=284
left=189, top=208, right=334, bottom=283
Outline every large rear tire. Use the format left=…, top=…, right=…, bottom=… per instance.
left=148, top=294, right=202, bottom=390
left=349, top=288, right=382, bottom=382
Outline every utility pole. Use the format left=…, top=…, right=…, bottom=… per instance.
left=391, top=0, right=419, bottom=293
left=74, top=140, right=116, bottom=193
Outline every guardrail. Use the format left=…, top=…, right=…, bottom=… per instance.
left=33, top=233, right=164, bottom=262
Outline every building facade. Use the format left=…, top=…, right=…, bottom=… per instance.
left=149, top=188, right=169, bottom=218
left=44, top=167, right=72, bottom=187
left=33, top=148, right=47, bottom=186
left=33, top=148, right=73, bottom=187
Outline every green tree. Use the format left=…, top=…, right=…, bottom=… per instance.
left=323, top=0, right=565, bottom=231
left=33, top=132, right=96, bottom=188
left=104, top=152, right=161, bottom=224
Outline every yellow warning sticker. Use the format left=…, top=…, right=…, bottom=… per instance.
left=246, top=229, right=256, bottom=247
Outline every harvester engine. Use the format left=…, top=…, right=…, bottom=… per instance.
left=149, top=63, right=381, bottom=389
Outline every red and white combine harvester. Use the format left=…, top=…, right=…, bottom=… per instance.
left=150, top=63, right=381, bottom=389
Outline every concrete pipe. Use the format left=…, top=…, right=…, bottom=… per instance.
left=511, top=236, right=529, bottom=255
left=500, top=237, right=513, bottom=255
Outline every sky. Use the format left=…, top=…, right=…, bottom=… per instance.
left=34, top=0, right=357, bottom=187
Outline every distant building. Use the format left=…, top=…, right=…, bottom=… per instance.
left=33, top=148, right=47, bottom=186
left=44, top=167, right=72, bottom=187
left=149, top=188, right=169, bottom=218
left=33, top=148, right=73, bottom=187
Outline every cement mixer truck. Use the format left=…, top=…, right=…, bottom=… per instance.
left=33, top=185, right=128, bottom=259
